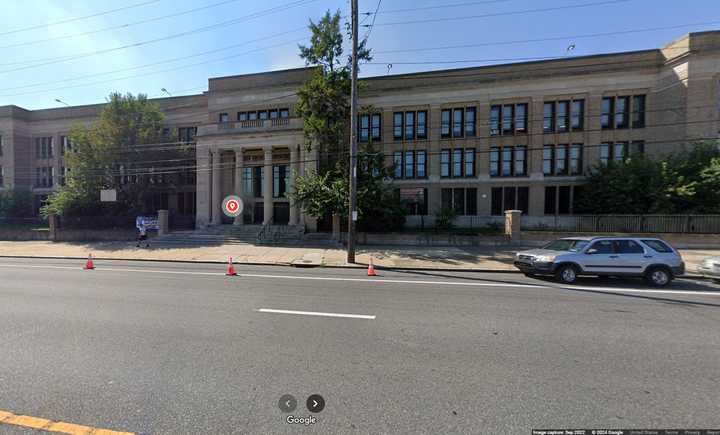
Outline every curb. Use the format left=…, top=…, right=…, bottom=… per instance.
left=0, top=254, right=712, bottom=280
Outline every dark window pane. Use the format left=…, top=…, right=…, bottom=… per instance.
left=416, top=150, right=427, bottom=178
left=555, top=144, right=568, bottom=175
left=453, top=188, right=465, bottom=215
left=571, top=99, right=584, bottom=130
left=359, top=115, right=369, bottom=142
left=589, top=240, right=614, bottom=254
left=570, top=144, right=583, bottom=175
left=544, top=186, right=556, bottom=215
left=614, top=142, right=627, bottom=163
left=514, top=146, right=526, bottom=176
left=466, top=188, right=477, bottom=215
left=404, top=150, right=414, bottom=178
left=393, top=151, right=403, bottom=178
left=615, top=96, right=629, bottom=128
left=464, top=148, right=475, bottom=177
left=517, top=187, right=529, bottom=214
left=269, top=109, right=279, bottom=119
left=632, top=95, right=645, bottom=128
left=503, top=187, right=516, bottom=212
left=238, top=112, right=248, bottom=121
left=258, top=110, right=268, bottom=120
left=452, top=108, right=464, bottom=137
left=600, top=143, right=611, bottom=165
left=441, top=188, right=453, bottom=210
left=615, top=240, right=645, bottom=254
left=452, top=149, right=463, bottom=177
left=630, top=141, right=645, bottom=157
left=502, top=148, right=512, bottom=177
left=405, top=112, right=415, bottom=140
left=558, top=186, right=571, bottom=214
left=557, top=101, right=569, bottom=132
left=279, top=108, right=290, bottom=118
left=641, top=239, right=673, bottom=253
left=489, top=147, right=500, bottom=177
left=371, top=114, right=381, bottom=141
left=502, top=105, right=514, bottom=134
left=543, top=145, right=554, bottom=175
left=491, top=187, right=503, bottom=215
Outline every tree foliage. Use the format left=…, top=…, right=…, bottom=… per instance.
left=576, top=141, right=720, bottom=214
left=0, top=189, right=32, bottom=218
left=42, top=93, right=185, bottom=218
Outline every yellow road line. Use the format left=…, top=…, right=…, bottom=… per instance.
left=0, top=410, right=133, bottom=435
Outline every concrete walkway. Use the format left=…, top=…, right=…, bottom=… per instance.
left=0, top=240, right=716, bottom=274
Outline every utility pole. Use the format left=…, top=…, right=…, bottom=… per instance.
left=347, top=0, right=359, bottom=264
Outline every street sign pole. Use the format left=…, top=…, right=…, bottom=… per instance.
left=347, top=0, right=359, bottom=264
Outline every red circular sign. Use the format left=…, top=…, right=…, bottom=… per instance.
left=222, top=195, right=243, bottom=217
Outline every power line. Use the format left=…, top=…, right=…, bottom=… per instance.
left=0, top=0, right=249, bottom=51
left=0, top=0, right=160, bottom=37
left=362, top=0, right=382, bottom=42
left=0, top=0, right=318, bottom=73
left=363, top=0, right=630, bottom=28
left=371, top=20, right=720, bottom=55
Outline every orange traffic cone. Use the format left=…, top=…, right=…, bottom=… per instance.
left=226, top=256, right=237, bottom=276
left=367, top=256, right=377, bottom=277
left=84, top=253, right=95, bottom=270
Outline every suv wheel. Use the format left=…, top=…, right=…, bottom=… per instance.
left=555, top=264, right=579, bottom=284
left=645, top=267, right=672, bottom=287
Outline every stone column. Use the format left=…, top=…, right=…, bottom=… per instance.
left=288, top=145, right=299, bottom=226
left=195, top=149, right=211, bottom=228
left=263, top=147, right=273, bottom=225
left=211, top=149, right=222, bottom=225
left=505, top=209, right=522, bottom=244
left=234, top=149, right=243, bottom=226
left=158, top=209, right=169, bottom=235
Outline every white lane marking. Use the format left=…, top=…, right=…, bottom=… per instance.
left=0, top=263, right=718, bottom=296
left=256, top=308, right=376, bottom=320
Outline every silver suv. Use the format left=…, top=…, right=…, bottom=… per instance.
left=514, top=237, right=685, bottom=287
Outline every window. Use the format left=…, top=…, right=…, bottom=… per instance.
left=557, top=101, right=569, bottom=132
left=544, top=186, right=556, bottom=215
left=404, top=150, right=414, bottom=178
left=394, top=112, right=403, bottom=140
left=178, top=127, right=196, bottom=143
left=490, top=106, right=501, bottom=136
left=399, top=188, right=428, bottom=215
left=465, top=107, right=476, bottom=137
left=0, top=166, right=3, bottom=187
left=642, top=239, right=674, bottom=253
left=359, top=114, right=370, bottom=143
left=514, top=146, right=527, bottom=176
left=416, top=150, right=427, bottom=178
left=417, top=111, right=427, bottom=139
left=615, top=96, right=629, bottom=128
left=589, top=240, right=615, bottom=254
left=632, top=95, right=646, bottom=128
left=502, top=104, right=514, bottom=135
left=60, top=135, right=72, bottom=155
left=570, top=144, right=583, bottom=175
left=219, top=113, right=229, bottom=123
left=630, top=140, right=645, bottom=157
left=252, top=166, right=263, bottom=197
left=269, top=109, right=279, bottom=119
left=273, top=165, right=289, bottom=197
left=601, top=98, right=613, bottom=129
left=555, top=144, right=568, bottom=175
left=35, top=137, right=53, bottom=159
left=615, top=240, right=645, bottom=254
left=452, top=149, right=463, bottom=177
left=614, top=142, right=627, bottom=163
left=35, top=166, right=53, bottom=187
left=60, top=166, right=66, bottom=186
left=242, top=167, right=253, bottom=195
left=571, top=100, right=584, bottom=130
left=441, top=109, right=451, bottom=138
left=452, top=108, right=464, bottom=138
left=440, top=149, right=450, bottom=177
left=491, top=186, right=530, bottom=215
left=442, top=188, right=475, bottom=215
left=464, top=148, right=475, bottom=177
left=600, top=142, right=611, bottom=165
left=279, top=108, right=290, bottom=118
left=258, top=110, right=268, bottom=120
left=501, top=148, right=512, bottom=177
left=558, top=186, right=571, bottom=214
left=371, top=114, right=381, bottom=141
left=405, top=112, right=415, bottom=140
left=248, top=111, right=258, bottom=121
left=393, top=151, right=403, bottom=179
left=543, top=102, right=555, bottom=133
left=515, top=103, right=528, bottom=133
left=543, top=145, right=554, bottom=175
left=490, top=147, right=500, bottom=177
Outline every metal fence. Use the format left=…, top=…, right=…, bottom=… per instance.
left=523, top=215, right=720, bottom=234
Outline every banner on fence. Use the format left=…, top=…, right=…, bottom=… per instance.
left=135, top=216, right=159, bottom=231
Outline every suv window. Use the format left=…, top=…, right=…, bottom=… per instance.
left=588, top=240, right=614, bottom=254
left=542, top=239, right=589, bottom=252
left=641, top=239, right=673, bottom=253
left=615, top=240, right=645, bottom=254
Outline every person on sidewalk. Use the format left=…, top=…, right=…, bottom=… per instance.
left=136, top=226, right=150, bottom=248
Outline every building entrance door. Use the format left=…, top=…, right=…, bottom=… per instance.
left=273, top=202, right=290, bottom=225
left=253, top=202, right=264, bottom=224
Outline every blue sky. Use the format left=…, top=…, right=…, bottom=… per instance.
left=0, top=0, right=718, bottom=109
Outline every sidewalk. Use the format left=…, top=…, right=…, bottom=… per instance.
left=0, top=240, right=716, bottom=274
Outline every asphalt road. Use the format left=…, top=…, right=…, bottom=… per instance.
left=0, top=258, right=719, bottom=434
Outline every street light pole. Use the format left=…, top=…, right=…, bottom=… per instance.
left=347, top=0, right=359, bottom=264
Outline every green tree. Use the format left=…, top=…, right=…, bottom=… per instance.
left=42, top=93, right=185, bottom=219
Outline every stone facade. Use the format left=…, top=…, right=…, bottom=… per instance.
left=0, top=31, right=719, bottom=230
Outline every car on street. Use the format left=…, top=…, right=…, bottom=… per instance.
left=514, top=236, right=685, bottom=287
left=697, top=256, right=720, bottom=283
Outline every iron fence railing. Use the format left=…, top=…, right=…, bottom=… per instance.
left=522, top=215, right=720, bottom=234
